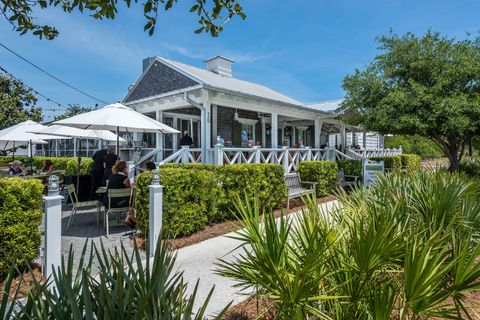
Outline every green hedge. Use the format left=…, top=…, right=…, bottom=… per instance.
left=0, top=178, right=44, bottom=279
left=298, top=161, right=338, bottom=196
left=136, top=168, right=222, bottom=238
left=400, top=154, right=421, bottom=171
left=336, top=159, right=362, bottom=177
left=135, top=163, right=287, bottom=237
left=0, top=156, right=93, bottom=175
left=369, top=156, right=402, bottom=172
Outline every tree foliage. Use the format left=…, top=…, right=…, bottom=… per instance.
left=0, top=0, right=246, bottom=39
left=0, top=73, right=42, bottom=129
left=54, top=104, right=92, bottom=121
left=342, top=31, right=480, bottom=171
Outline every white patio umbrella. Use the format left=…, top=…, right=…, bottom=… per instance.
left=0, top=120, right=64, bottom=164
left=53, top=103, right=179, bottom=156
left=28, top=125, right=126, bottom=191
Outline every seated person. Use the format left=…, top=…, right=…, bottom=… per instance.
left=8, top=160, right=23, bottom=176
left=104, top=161, right=131, bottom=209
left=40, top=160, right=54, bottom=175
left=145, top=161, right=156, bottom=171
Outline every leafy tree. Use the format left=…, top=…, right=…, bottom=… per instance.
left=0, top=73, right=42, bottom=129
left=384, top=135, right=443, bottom=159
left=1, top=0, right=246, bottom=40
left=54, top=104, right=92, bottom=121
left=342, top=31, right=480, bottom=171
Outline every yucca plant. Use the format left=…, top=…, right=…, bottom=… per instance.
left=12, top=236, right=228, bottom=319
left=218, top=170, right=480, bottom=319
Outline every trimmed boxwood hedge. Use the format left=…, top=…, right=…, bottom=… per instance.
left=336, top=159, right=362, bottom=177
left=298, top=161, right=338, bottom=196
left=369, top=156, right=402, bottom=172
left=0, top=156, right=93, bottom=175
left=0, top=177, right=44, bottom=279
left=135, top=163, right=287, bottom=238
left=400, top=154, right=421, bottom=171
left=135, top=168, right=222, bottom=238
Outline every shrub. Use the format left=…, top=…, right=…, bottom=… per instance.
left=0, top=156, right=93, bottom=175
left=216, top=164, right=286, bottom=218
left=400, top=154, right=421, bottom=171
left=369, top=155, right=402, bottom=172
left=11, top=238, right=227, bottom=319
left=298, top=161, right=338, bottom=196
left=135, top=164, right=287, bottom=237
left=160, top=163, right=286, bottom=220
left=135, top=168, right=222, bottom=237
left=336, top=159, right=362, bottom=177
left=384, top=134, right=443, bottom=159
left=218, top=171, right=480, bottom=319
left=460, top=156, right=480, bottom=178
left=0, top=177, right=44, bottom=279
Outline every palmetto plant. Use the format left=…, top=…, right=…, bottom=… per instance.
left=217, top=170, right=480, bottom=319
left=6, top=237, right=228, bottom=319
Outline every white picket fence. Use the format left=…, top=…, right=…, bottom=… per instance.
left=156, top=146, right=402, bottom=174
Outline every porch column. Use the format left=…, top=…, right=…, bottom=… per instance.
left=201, top=99, right=212, bottom=163
left=363, top=132, right=367, bottom=149
left=271, top=113, right=278, bottom=148
left=340, top=125, right=346, bottom=153
left=261, top=117, right=266, bottom=147
left=212, top=104, right=218, bottom=141
left=292, top=125, right=296, bottom=146
left=156, top=110, right=163, bottom=161
left=172, top=117, right=178, bottom=152
left=314, top=119, right=322, bottom=148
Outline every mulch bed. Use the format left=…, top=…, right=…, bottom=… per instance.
left=0, top=263, right=44, bottom=302
left=132, top=195, right=336, bottom=250
left=223, top=296, right=277, bottom=320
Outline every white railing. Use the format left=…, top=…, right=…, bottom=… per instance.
left=347, top=148, right=402, bottom=160
left=155, top=146, right=402, bottom=174
left=158, top=147, right=202, bottom=165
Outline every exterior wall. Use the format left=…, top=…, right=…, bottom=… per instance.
left=124, top=62, right=199, bottom=103
left=216, top=105, right=258, bottom=141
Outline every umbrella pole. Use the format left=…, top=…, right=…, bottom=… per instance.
left=29, top=140, right=33, bottom=172
left=12, top=142, right=15, bottom=161
left=77, top=138, right=81, bottom=194
left=116, top=126, right=120, bottom=159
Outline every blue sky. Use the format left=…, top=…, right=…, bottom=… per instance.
left=1, top=0, right=479, bottom=121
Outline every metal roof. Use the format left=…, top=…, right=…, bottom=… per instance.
left=158, top=57, right=304, bottom=106
left=303, top=99, right=345, bottom=113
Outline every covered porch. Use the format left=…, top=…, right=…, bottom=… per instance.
left=125, top=88, right=398, bottom=172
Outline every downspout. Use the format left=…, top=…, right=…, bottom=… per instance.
left=183, top=91, right=207, bottom=163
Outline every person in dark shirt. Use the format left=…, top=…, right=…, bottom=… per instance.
left=103, top=160, right=131, bottom=208
left=90, top=148, right=107, bottom=199
left=8, top=160, right=23, bottom=175
left=179, top=131, right=193, bottom=147
left=102, top=146, right=118, bottom=185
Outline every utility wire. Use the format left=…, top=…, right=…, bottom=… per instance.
left=0, top=65, right=69, bottom=109
left=0, top=42, right=108, bottom=104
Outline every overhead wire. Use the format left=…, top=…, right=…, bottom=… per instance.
left=0, top=42, right=108, bottom=105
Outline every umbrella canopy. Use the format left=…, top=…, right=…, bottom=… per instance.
left=0, top=120, right=63, bottom=151
left=54, top=103, right=179, bottom=133
left=28, top=125, right=125, bottom=142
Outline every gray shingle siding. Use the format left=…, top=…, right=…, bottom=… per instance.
left=217, top=106, right=258, bottom=140
left=124, top=62, right=199, bottom=103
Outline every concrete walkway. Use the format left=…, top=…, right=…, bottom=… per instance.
left=171, top=200, right=339, bottom=317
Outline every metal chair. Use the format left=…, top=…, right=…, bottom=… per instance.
left=66, top=184, right=102, bottom=230
left=105, top=188, right=133, bottom=236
